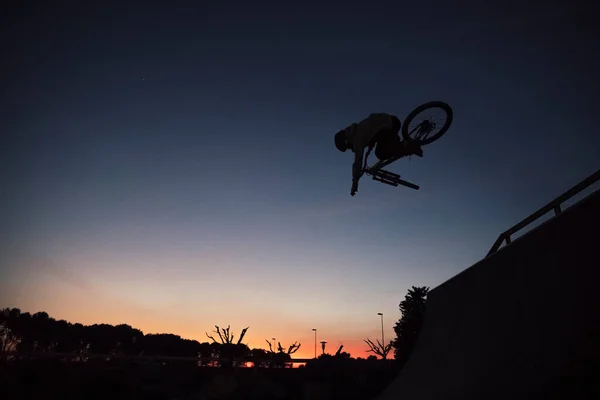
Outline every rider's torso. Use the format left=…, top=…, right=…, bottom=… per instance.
left=345, top=113, right=396, bottom=150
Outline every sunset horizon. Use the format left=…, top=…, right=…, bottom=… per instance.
left=1, top=287, right=410, bottom=360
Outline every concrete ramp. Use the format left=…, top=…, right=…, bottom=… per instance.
left=378, top=188, right=600, bottom=399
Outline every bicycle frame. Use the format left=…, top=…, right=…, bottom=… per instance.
left=361, top=149, right=419, bottom=191
left=367, top=155, right=400, bottom=174
left=364, top=120, right=431, bottom=174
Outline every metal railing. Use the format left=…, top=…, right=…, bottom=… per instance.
left=487, top=169, right=600, bottom=257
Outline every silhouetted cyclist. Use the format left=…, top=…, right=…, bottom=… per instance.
left=334, top=113, right=423, bottom=196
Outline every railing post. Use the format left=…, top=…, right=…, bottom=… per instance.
left=554, top=204, right=562, bottom=215
left=505, top=236, right=511, bottom=245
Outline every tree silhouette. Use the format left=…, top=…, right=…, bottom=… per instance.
left=143, top=333, right=204, bottom=357
left=0, top=308, right=22, bottom=356
left=333, top=344, right=351, bottom=360
left=315, top=344, right=344, bottom=359
left=205, top=325, right=250, bottom=368
left=205, top=325, right=248, bottom=345
left=312, top=345, right=352, bottom=365
left=0, top=307, right=217, bottom=361
left=392, top=286, right=429, bottom=365
left=249, top=348, right=271, bottom=368
left=364, top=337, right=393, bottom=359
left=265, top=339, right=301, bottom=355
left=264, top=339, right=301, bottom=368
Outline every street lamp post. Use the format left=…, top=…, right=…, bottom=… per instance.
left=377, top=313, right=384, bottom=346
left=312, top=329, right=317, bottom=358
left=272, top=337, right=277, bottom=352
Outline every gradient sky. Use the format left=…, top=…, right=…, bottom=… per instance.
left=2, top=1, right=599, bottom=359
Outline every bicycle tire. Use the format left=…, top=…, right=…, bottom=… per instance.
left=401, top=101, right=453, bottom=146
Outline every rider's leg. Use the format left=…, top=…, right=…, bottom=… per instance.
left=372, top=115, right=401, bottom=160
left=374, top=131, right=402, bottom=160
left=375, top=130, right=424, bottom=159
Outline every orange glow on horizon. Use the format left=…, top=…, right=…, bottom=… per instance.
left=1, top=260, right=399, bottom=361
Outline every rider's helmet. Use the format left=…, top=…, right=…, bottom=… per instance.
left=334, top=130, right=348, bottom=152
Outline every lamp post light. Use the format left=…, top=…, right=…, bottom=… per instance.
left=320, top=341, right=327, bottom=355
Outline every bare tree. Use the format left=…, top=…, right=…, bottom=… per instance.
left=205, top=325, right=250, bottom=368
left=264, top=339, right=301, bottom=368
left=364, top=337, right=393, bottom=359
left=265, top=339, right=276, bottom=353
left=265, top=339, right=301, bottom=354
left=205, top=325, right=249, bottom=345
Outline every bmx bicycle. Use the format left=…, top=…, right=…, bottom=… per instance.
left=361, top=101, right=453, bottom=191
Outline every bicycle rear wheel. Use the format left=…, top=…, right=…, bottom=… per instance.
left=401, top=101, right=453, bottom=146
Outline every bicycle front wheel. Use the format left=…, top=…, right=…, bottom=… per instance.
left=402, top=101, right=453, bottom=146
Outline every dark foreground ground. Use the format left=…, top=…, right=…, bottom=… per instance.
left=0, top=358, right=399, bottom=400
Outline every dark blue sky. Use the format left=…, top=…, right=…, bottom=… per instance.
left=1, top=0, right=599, bottom=354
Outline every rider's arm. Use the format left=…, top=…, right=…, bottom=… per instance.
left=352, top=144, right=365, bottom=187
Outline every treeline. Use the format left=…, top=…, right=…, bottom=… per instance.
left=0, top=308, right=201, bottom=356
left=0, top=309, right=294, bottom=367
left=1, top=286, right=429, bottom=368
